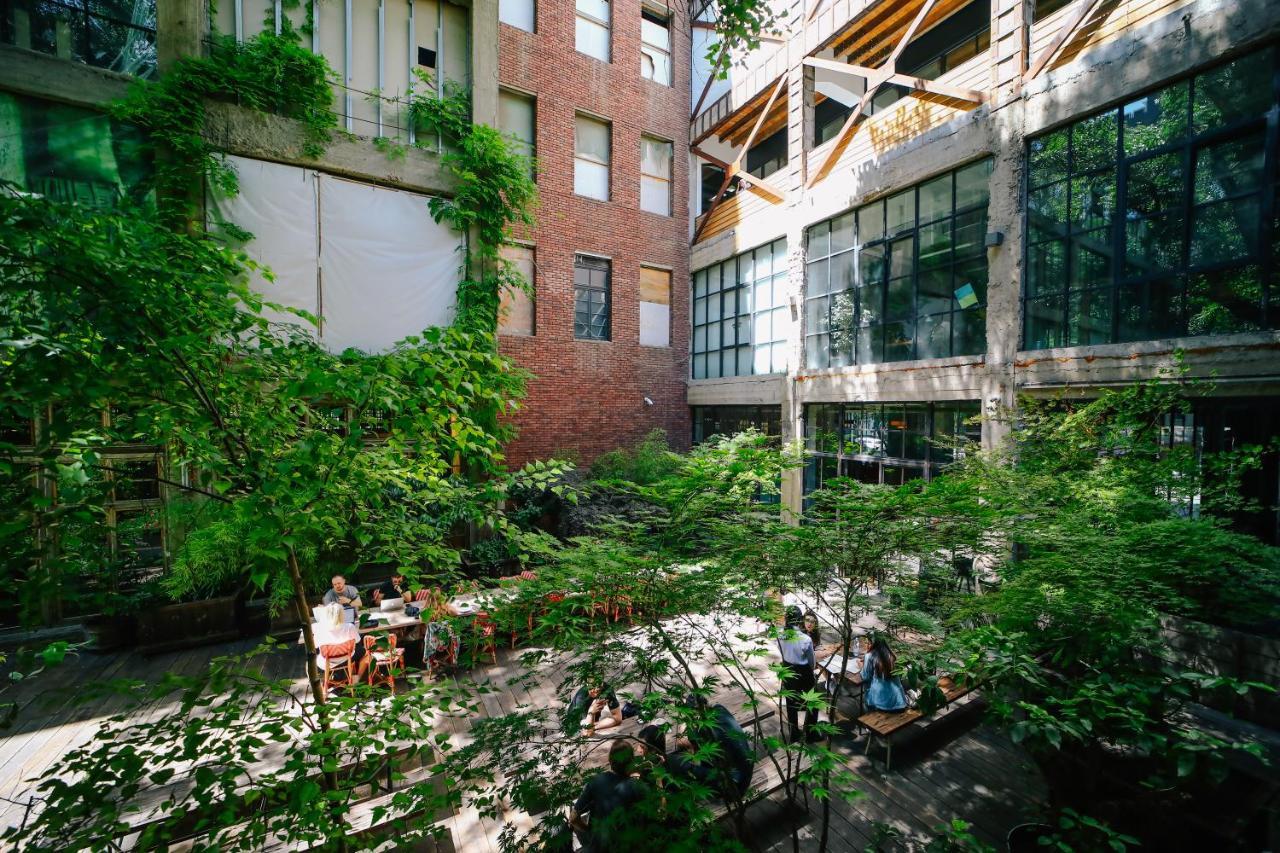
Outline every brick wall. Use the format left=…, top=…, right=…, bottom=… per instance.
left=497, top=1, right=692, bottom=467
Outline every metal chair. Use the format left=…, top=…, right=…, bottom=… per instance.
left=472, top=612, right=498, bottom=665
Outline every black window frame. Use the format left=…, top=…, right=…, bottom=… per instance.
left=691, top=238, right=788, bottom=379
left=1, top=0, right=158, bottom=78
left=573, top=254, right=612, bottom=341
left=1022, top=44, right=1280, bottom=351
left=804, top=158, right=992, bottom=369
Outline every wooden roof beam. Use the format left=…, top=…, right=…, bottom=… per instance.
left=1024, top=0, right=1104, bottom=81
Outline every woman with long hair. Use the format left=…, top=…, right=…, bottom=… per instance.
left=861, top=635, right=908, bottom=712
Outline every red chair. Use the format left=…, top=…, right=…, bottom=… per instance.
left=318, top=639, right=358, bottom=697
left=517, top=570, right=537, bottom=581
left=367, top=634, right=405, bottom=694
left=472, top=612, right=498, bottom=665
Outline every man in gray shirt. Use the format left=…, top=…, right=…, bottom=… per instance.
left=323, top=575, right=362, bottom=611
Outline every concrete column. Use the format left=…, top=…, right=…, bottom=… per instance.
left=781, top=57, right=809, bottom=521
left=981, top=103, right=1025, bottom=450
left=469, top=0, right=499, bottom=126
left=157, top=0, right=209, bottom=72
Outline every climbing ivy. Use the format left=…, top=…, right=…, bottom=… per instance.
left=113, top=21, right=336, bottom=222
left=410, top=76, right=538, bottom=335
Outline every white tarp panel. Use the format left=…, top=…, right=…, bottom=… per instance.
left=318, top=173, right=460, bottom=353
left=209, top=155, right=320, bottom=338
left=639, top=301, right=670, bottom=347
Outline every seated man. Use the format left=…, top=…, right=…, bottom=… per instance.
left=563, top=684, right=623, bottom=735
left=323, top=575, right=362, bottom=613
left=377, top=572, right=413, bottom=605
left=568, top=740, right=645, bottom=852
left=670, top=696, right=753, bottom=799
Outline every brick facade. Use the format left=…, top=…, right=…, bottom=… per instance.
left=497, top=2, right=692, bottom=468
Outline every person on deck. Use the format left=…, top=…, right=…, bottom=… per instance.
left=568, top=740, right=646, bottom=852
left=778, top=606, right=818, bottom=742
left=313, top=602, right=369, bottom=681
left=376, top=572, right=413, bottom=604
left=862, top=635, right=909, bottom=712
left=565, top=684, right=623, bottom=735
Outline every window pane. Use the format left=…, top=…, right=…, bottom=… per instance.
left=1127, top=152, right=1183, bottom=215
left=953, top=305, right=985, bottom=355
left=858, top=202, right=885, bottom=243
left=830, top=251, right=856, bottom=294
left=1025, top=295, right=1065, bottom=349
left=1192, top=197, right=1261, bottom=265
left=575, top=160, right=609, bottom=199
left=1193, top=133, right=1265, bottom=203
left=916, top=312, right=951, bottom=359
left=918, top=173, right=952, bottom=224
left=1029, top=181, right=1070, bottom=241
left=641, top=136, right=672, bottom=177
left=887, top=189, right=915, bottom=235
left=1071, top=170, right=1115, bottom=233
left=806, top=334, right=830, bottom=368
left=1068, top=287, right=1112, bottom=346
left=953, top=208, right=985, bottom=257
left=857, top=324, right=883, bottom=363
left=1071, top=111, right=1117, bottom=172
left=858, top=242, right=886, bottom=287
left=1029, top=128, right=1069, bottom=187
left=640, top=175, right=670, bottom=215
left=1123, top=81, right=1189, bottom=155
left=1028, top=240, right=1066, bottom=298
left=1125, top=213, right=1184, bottom=276
left=575, top=115, right=610, bottom=161
left=884, top=320, right=914, bottom=361
left=498, top=244, right=535, bottom=336
left=1186, top=265, right=1264, bottom=334
left=806, top=296, right=830, bottom=335
left=575, top=15, right=610, bottom=60
left=886, top=276, right=913, bottom=320
left=1192, top=48, right=1274, bottom=133
left=831, top=212, right=855, bottom=253
left=954, top=159, right=991, bottom=208
left=809, top=221, right=830, bottom=259
left=1117, top=278, right=1183, bottom=342
left=500, top=0, right=535, bottom=31
left=806, top=259, right=828, bottom=297
left=917, top=267, right=951, bottom=315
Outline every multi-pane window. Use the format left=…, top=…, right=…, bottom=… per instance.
left=575, top=0, right=610, bottom=61
left=803, top=401, right=980, bottom=493
left=746, top=129, right=786, bottom=180
left=1024, top=46, right=1280, bottom=350
left=692, top=405, right=782, bottom=444
left=639, top=266, right=671, bottom=347
left=805, top=159, right=991, bottom=368
left=499, top=244, right=535, bottom=336
left=574, top=113, right=611, bottom=201
left=640, top=136, right=672, bottom=216
left=692, top=239, right=789, bottom=379
left=498, top=89, right=535, bottom=178
left=1, top=0, right=158, bottom=78
left=499, top=0, right=535, bottom=31
left=640, top=6, right=671, bottom=85
left=574, top=254, right=611, bottom=340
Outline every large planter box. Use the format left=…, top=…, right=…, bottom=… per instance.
left=135, top=595, right=241, bottom=653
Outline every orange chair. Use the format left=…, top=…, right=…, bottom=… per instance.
left=472, top=612, right=498, bottom=665
left=318, top=639, right=359, bottom=697
left=367, top=634, right=405, bottom=694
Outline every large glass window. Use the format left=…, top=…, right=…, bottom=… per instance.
left=574, top=113, right=610, bottom=201
left=1, top=0, right=158, bottom=78
left=640, top=136, right=672, bottom=216
left=574, top=255, right=611, bottom=341
left=805, top=160, right=991, bottom=368
left=692, top=239, right=788, bottom=379
left=692, top=405, right=782, bottom=444
left=575, top=0, right=610, bottom=61
left=640, top=6, right=671, bottom=85
left=802, top=401, right=980, bottom=494
left=746, top=128, right=786, bottom=180
left=1024, top=46, right=1280, bottom=350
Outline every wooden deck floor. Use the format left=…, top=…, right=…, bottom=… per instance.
left=0, top=632, right=1047, bottom=851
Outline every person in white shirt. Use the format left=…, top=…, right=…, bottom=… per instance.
left=777, top=606, right=818, bottom=742
left=313, top=602, right=368, bottom=681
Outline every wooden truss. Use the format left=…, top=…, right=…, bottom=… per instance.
left=803, top=0, right=985, bottom=189
left=1023, top=0, right=1105, bottom=81
left=692, top=75, right=789, bottom=243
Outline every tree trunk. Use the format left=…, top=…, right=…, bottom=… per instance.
left=286, top=547, right=348, bottom=853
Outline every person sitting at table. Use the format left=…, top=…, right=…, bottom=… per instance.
left=568, top=740, right=646, bottom=852
left=670, top=696, right=753, bottom=799
left=778, top=606, right=818, bottom=743
left=323, top=575, right=362, bottom=612
left=803, top=609, right=822, bottom=647
left=564, top=684, right=622, bottom=735
left=313, top=602, right=369, bottom=680
left=377, top=572, right=413, bottom=605
left=861, top=635, right=909, bottom=712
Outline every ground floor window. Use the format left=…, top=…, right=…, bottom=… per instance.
left=802, top=401, right=980, bottom=496
left=691, top=405, right=782, bottom=444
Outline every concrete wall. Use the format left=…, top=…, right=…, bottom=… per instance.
left=688, top=0, right=1280, bottom=511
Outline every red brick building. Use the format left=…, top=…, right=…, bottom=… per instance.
left=495, top=0, right=691, bottom=467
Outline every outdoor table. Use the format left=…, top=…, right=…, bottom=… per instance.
left=298, top=607, right=424, bottom=644
left=816, top=649, right=866, bottom=716
left=449, top=586, right=521, bottom=617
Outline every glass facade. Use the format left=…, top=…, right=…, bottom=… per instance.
left=692, top=239, right=789, bottom=379
left=1024, top=45, right=1280, bottom=350
left=803, top=401, right=980, bottom=493
left=0, top=0, right=158, bottom=78
left=805, top=159, right=992, bottom=368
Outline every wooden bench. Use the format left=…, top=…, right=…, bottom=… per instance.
left=856, top=676, right=975, bottom=771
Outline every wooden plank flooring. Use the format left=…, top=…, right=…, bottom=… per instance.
left=0, top=627, right=1047, bottom=851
